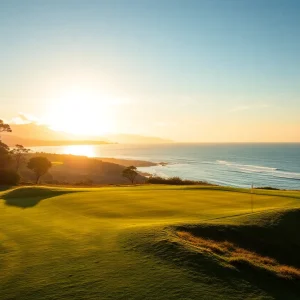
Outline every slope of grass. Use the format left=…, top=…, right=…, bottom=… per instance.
left=0, top=185, right=300, bottom=300
left=176, top=230, right=300, bottom=279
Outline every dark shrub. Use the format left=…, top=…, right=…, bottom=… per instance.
left=147, top=176, right=211, bottom=185
left=75, top=179, right=94, bottom=186
left=254, top=186, right=280, bottom=190
left=0, top=169, right=20, bottom=185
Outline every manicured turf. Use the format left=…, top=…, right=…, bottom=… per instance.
left=0, top=185, right=300, bottom=299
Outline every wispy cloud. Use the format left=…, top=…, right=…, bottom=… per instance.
left=10, top=112, right=40, bottom=125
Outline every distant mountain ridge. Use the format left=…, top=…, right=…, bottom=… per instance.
left=105, top=134, right=172, bottom=144
left=1, top=123, right=172, bottom=145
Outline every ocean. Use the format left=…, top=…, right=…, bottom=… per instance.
left=31, top=143, right=300, bottom=190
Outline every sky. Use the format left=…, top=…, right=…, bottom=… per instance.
left=0, top=0, right=300, bottom=142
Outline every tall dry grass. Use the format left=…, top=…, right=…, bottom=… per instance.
left=177, top=231, right=300, bottom=279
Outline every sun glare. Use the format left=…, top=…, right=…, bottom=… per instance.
left=46, top=88, right=115, bottom=136
left=63, top=145, right=96, bottom=157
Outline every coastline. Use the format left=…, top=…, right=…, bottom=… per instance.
left=27, top=144, right=300, bottom=190
left=17, top=152, right=298, bottom=191
left=95, top=157, right=158, bottom=167
left=28, top=151, right=159, bottom=168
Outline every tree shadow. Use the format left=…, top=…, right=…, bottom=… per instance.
left=1, top=187, right=77, bottom=208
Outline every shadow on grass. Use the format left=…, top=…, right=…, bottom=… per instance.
left=173, top=241, right=300, bottom=300
left=126, top=214, right=300, bottom=300
left=0, top=185, right=14, bottom=192
left=173, top=218, right=300, bottom=299
left=1, top=187, right=77, bottom=208
left=136, top=231, right=300, bottom=300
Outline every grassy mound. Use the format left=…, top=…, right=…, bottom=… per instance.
left=176, top=228, right=300, bottom=280
left=174, top=208, right=300, bottom=269
left=122, top=207, right=300, bottom=299
left=1, top=186, right=79, bottom=208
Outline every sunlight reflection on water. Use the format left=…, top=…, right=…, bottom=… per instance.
left=62, top=145, right=96, bottom=157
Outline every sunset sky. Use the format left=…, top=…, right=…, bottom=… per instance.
left=0, top=0, right=300, bottom=142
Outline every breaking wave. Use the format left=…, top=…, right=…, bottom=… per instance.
left=214, top=160, right=300, bottom=180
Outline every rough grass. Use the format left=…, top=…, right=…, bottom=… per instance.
left=177, top=231, right=300, bottom=279
left=0, top=185, right=300, bottom=300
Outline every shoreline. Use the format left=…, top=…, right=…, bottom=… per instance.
left=8, top=182, right=299, bottom=192
left=27, top=145, right=299, bottom=190
left=14, top=151, right=299, bottom=191
left=95, top=157, right=159, bottom=167
left=28, top=151, right=160, bottom=168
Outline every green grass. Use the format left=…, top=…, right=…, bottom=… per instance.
left=0, top=185, right=300, bottom=299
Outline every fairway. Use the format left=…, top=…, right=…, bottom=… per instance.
left=1, top=185, right=300, bottom=300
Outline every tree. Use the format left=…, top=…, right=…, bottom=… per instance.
left=122, top=166, right=138, bottom=184
left=0, top=140, right=11, bottom=169
left=11, top=144, right=30, bottom=172
left=27, top=157, right=52, bottom=184
left=0, top=169, right=20, bottom=185
left=0, top=120, right=12, bottom=133
left=0, top=120, right=12, bottom=168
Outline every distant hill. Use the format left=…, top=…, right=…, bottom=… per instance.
left=7, top=123, right=73, bottom=140
left=1, top=123, right=173, bottom=145
left=1, top=135, right=110, bottom=147
left=105, top=133, right=172, bottom=144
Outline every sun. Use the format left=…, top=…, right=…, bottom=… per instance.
left=46, top=88, right=115, bottom=136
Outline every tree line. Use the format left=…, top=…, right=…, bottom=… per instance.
left=1, top=119, right=141, bottom=185
left=0, top=120, right=52, bottom=185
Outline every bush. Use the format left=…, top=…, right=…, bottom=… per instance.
left=147, top=176, right=210, bottom=185
left=75, top=179, right=94, bottom=186
left=254, top=186, right=280, bottom=190
left=0, top=169, right=20, bottom=185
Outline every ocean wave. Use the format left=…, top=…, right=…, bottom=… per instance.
left=216, top=160, right=278, bottom=172
left=214, top=160, right=300, bottom=180
left=272, top=172, right=300, bottom=180
left=174, top=159, right=197, bottom=163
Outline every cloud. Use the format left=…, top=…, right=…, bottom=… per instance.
left=10, top=113, right=40, bottom=125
